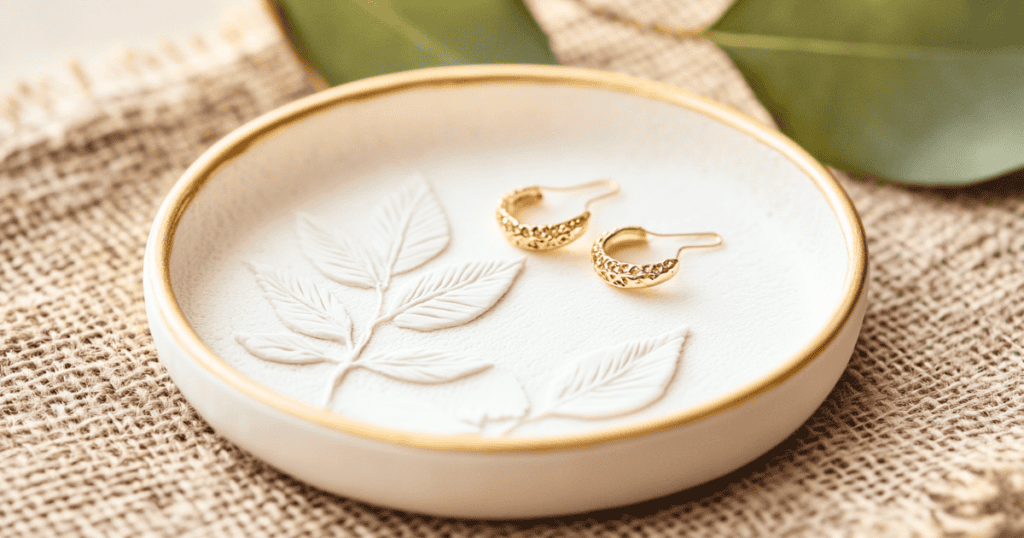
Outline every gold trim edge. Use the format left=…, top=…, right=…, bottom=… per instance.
left=148, top=64, right=868, bottom=453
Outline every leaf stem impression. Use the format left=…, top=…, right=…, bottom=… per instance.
left=320, top=283, right=397, bottom=406
left=241, top=178, right=522, bottom=411
left=497, top=328, right=689, bottom=437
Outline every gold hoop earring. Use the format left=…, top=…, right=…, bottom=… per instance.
left=496, top=179, right=619, bottom=251
left=591, top=227, right=722, bottom=289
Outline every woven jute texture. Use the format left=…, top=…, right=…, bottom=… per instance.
left=3, top=1, right=1024, bottom=536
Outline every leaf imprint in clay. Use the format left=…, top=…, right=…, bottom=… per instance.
left=540, top=327, right=689, bottom=419
left=500, top=328, right=689, bottom=435
left=297, top=213, right=381, bottom=289
left=387, top=258, right=525, bottom=331
left=235, top=176, right=524, bottom=414
left=357, top=349, right=493, bottom=384
left=250, top=263, right=352, bottom=344
left=235, top=333, right=337, bottom=365
left=372, top=176, right=450, bottom=277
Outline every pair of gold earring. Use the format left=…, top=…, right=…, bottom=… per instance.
left=496, top=179, right=722, bottom=289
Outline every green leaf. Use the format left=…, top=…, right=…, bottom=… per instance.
left=272, top=0, right=557, bottom=86
left=708, top=0, right=1024, bottom=185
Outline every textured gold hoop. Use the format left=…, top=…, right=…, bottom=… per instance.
left=496, top=179, right=618, bottom=251
left=592, top=227, right=723, bottom=288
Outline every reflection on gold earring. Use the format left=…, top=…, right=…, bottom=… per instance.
left=592, top=227, right=722, bottom=289
left=496, top=179, right=619, bottom=251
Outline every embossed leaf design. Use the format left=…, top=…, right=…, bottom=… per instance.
left=373, top=177, right=450, bottom=277
left=358, top=349, right=492, bottom=383
left=297, top=213, right=380, bottom=289
left=251, top=263, right=351, bottom=343
left=536, top=327, right=688, bottom=420
left=235, top=333, right=336, bottom=364
left=387, top=258, right=524, bottom=331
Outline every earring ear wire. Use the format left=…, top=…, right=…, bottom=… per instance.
left=496, top=179, right=618, bottom=251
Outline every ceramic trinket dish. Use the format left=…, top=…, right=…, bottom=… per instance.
left=144, top=65, right=867, bottom=518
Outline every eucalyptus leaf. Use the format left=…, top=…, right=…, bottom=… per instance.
left=273, top=0, right=557, bottom=85
left=708, top=0, right=1024, bottom=185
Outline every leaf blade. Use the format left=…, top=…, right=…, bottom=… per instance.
left=538, top=327, right=688, bottom=420
left=358, top=349, right=492, bottom=383
left=251, top=263, right=352, bottom=343
left=274, top=0, right=557, bottom=86
left=235, top=332, right=336, bottom=365
left=387, top=258, right=524, bottom=332
left=708, top=0, right=1024, bottom=185
left=297, top=213, right=379, bottom=289
left=373, top=176, right=450, bottom=277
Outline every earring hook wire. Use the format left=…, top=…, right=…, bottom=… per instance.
left=536, top=179, right=620, bottom=211
left=644, top=230, right=723, bottom=258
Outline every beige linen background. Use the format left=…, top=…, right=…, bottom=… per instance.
left=2, top=1, right=1023, bottom=536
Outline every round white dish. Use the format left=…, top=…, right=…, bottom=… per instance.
left=144, top=65, right=867, bottom=518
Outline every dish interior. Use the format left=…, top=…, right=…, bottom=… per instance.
left=170, top=81, right=851, bottom=438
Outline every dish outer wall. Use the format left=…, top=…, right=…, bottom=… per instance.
left=143, top=65, right=867, bottom=519
left=145, top=274, right=865, bottom=518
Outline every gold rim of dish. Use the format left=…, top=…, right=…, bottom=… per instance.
left=148, top=64, right=867, bottom=453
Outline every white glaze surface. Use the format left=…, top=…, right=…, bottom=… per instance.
left=170, top=82, right=849, bottom=437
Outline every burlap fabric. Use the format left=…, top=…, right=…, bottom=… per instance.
left=2, top=1, right=1023, bottom=536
